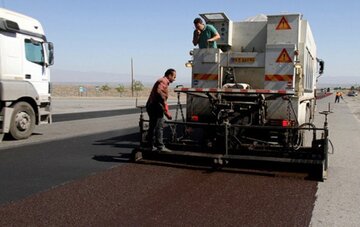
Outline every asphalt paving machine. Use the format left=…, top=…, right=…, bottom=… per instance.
left=133, top=13, right=330, bottom=180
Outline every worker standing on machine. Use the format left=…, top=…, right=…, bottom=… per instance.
left=192, top=17, right=220, bottom=48
left=146, top=69, right=177, bottom=152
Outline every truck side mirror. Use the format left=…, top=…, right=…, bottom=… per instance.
left=318, top=59, right=324, bottom=74
left=47, top=42, right=54, bottom=66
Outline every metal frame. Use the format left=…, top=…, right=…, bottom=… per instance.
left=133, top=90, right=330, bottom=181
left=134, top=110, right=329, bottom=180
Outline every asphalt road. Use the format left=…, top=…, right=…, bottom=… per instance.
left=0, top=126, right=317, bottom=226
left=310, top=94, right=360, bottom=226
left=0, top=127, right=138, bottom=205
left=0, top=94, right=359, bottom=226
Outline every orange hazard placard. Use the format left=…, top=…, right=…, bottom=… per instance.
left=276, top=16, right=291, bottom=30
left=276, top=48, right=292, bottom=63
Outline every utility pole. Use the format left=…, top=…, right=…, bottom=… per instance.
left=131, top=57, right=134, bottom=97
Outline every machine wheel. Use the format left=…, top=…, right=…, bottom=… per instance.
left=302, top=106, right=311, bottom=146
left=299, top=121, right=316, bottom=148
left=9, top=102, right=36, bottom=140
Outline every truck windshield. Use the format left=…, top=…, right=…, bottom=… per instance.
left=25, top=39, right=44, bottom=65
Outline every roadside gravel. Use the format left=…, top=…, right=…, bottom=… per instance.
left=310, top=94, right=360, bottom=226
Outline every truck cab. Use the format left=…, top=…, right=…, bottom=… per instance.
left=0, top=8, right=54, bottom=141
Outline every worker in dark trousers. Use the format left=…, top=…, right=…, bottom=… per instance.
left=335, top=91, right=343, bottom=103
left=146, top=69, right=176, bottom=152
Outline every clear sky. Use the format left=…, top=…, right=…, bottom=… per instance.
left=3, top=0, right=360, bottom=85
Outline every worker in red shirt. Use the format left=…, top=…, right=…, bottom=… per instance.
left=146, top=68, right=176, bottom=152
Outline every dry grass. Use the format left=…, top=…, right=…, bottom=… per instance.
left=51, top=84, right=177, bottom=98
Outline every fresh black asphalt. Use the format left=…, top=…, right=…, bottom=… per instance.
left=0, top=116, right=139, bottom=205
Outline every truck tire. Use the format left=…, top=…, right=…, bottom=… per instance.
left=302, top=106, right=313, bottom=147
left=306, top=105, right=314, bottom=124
left=9, top=102, right=36, bottom=140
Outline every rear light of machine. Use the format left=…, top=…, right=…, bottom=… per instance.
left=191, top=115, right=199, bottom=122
left=268, top=119, right=294, bottom=127
left=282, top=120, right=290, bottom=127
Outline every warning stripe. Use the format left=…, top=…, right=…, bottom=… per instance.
left=193, top=74, right=218, bottom=81
left=174, top=87, right=294, bottom=95
left=265, top=74, right=293, bottom=82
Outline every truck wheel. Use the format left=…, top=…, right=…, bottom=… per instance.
left=306, top=105, right=313, bottom=123
left=302, top=106, right=313, bottom=146
left=9, top=102, right=36, bottom=140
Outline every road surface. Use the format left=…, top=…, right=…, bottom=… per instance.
left=0, top=94, right=359, bottom=226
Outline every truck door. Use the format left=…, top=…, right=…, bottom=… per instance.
left=22, top=37, right=50, bottom=102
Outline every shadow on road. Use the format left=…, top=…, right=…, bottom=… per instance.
left=92, top=132, right=139, bottom=148
left=92, top=132, right=140, bottom=163
left=91, top=131, right=314, bottom=180
left=92, top=154, right=131, bottom=163
left=2, top=132, right=43, bottom=141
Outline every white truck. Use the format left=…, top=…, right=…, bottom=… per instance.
left=0, top=8, right=54, bottom=141
left=135, top=12, right=329, bottom=180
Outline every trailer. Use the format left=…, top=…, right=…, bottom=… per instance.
left=0, top=8, right=54, bottom=142
left=133, top=12, right=329, bottom=180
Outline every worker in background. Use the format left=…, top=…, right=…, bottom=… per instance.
left=335, top=91, right=343, bottom=103
left=146, top=69, right=176, bottom=152
left=192, top=17, right=220, bottom=48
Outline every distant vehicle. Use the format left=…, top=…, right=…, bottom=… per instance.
left=347, top=91, right=358, bottom=97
